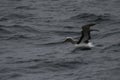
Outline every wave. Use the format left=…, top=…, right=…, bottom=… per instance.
left=0, top=24, right=41, bottom=40
left=0, top=24, right=40, bottom=34
left=0, top=27, right=12, bottom=34
left=6, top=34, right=30, bottom=40
left=15, top=6, right=36, bottom=10
left=53, top=30, right=80, bottom=36
left=100, top=30, right=120, bottom=38
left=12, top=57, right=87, bottom=71
left=101, top=43, right=120, bottom=53
left=69, top=13, right=112, bottom=23
left=0, top=13, right=33, bottom=21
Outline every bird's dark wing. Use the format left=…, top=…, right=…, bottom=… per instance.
left=76, top=23, right=96, bottom=44
left=77, top=30, right=91, bottom=44
left=77, top=31, right=84, bottom=44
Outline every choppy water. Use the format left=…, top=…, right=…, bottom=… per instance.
left=0, top=0, right=120, bottom=80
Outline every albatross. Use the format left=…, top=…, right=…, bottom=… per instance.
left=64, top=23, right=98, bottom=49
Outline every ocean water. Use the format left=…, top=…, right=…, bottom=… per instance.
left=0, top=0, right=120, bottom=80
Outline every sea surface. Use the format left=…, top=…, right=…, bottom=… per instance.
left=0, top=0, right=120, bottom=80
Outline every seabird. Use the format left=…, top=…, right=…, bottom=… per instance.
left=64, top=23, right=97, bottom=49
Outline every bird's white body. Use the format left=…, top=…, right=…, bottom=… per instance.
left=65, top=37, right=94, bottom=48
left=75, top=42, right=94, bottom=48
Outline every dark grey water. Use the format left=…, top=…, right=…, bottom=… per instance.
left=0, top=0, right=120, bottom=80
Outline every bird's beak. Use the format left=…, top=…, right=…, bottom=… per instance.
left=90, top=29, right=99, bottom=32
